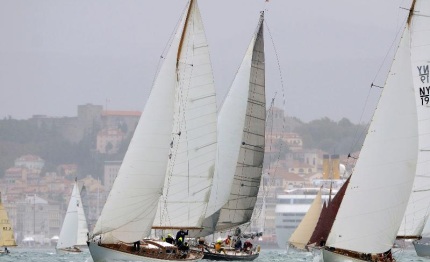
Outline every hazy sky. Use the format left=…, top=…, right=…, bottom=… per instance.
left=0, top=0, right=412, bottom=123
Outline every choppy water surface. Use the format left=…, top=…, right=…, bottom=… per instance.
left=1, top=247, right=430, bottom=262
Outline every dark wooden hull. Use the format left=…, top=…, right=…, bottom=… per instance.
left=203, top=251, right=259, bottom=261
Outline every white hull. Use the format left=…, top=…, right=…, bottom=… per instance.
left=322, top=249, right=364, bottom=262
left=88, top=241, right=202, bottom=262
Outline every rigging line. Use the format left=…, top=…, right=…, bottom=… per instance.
left=347, top=11, right=410, bottom=170
left=150, top=4, right=189, bottom=89
left=264, top=18, right=288, bottom=177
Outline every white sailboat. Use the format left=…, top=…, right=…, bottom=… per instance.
left=0, top=193, right=16, bottom=255
left=56, top=179, right=89, bottom=254
left=199, top=12, right=265, bottom=261
left=88, top=0, right=217, bottom=261
left=322, top=2, right=419, bottom=261
left=396, top=0, right=430, bottom=257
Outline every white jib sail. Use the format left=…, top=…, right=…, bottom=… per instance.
left=326, top=25, right=418, bottom=254
left=398, top=0, right=430, bottom=238
left=289, top=189, right=323, bottom=250
left=212, top=15, right=266, bottom=232
left=153, top=0, right=217, bottom=229
left=57, top=181, right=89, bottom=249
left=92, top=2, right=189, bottom=243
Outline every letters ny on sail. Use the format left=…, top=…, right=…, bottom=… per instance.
left=418, top=65, right=430, bottom=105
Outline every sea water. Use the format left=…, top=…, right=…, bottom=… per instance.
left=0, top=248, right=429, bottom=262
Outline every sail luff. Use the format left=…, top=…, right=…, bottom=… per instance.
left=326, top=23, right=418, bottom=254
left=398, top=0, right=430, bottom=239
left=288, top=189, right=323, bottom=250
left=153, top=0, right=217, bottom=229
left=92, top=1, right=190, bottom=244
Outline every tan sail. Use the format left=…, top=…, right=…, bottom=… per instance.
left=0, top=194, right=17, bottom=247
left=288, top=189, right=323, bottom=250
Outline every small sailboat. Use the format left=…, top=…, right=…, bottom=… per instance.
left=307, top=177, right=350, bottom=249
left=396, top=0, right=430, bottom=257
left=0, top=192, right=17, bottom=255
left=199, top=12, right=266, bottom=261
left=88, top=0, right=217, bottom=261
left=288, top=188, right=323, bottom=250
left=56, top=179, right=89, bottom=254
left=322, top=1, right=420, bottom=261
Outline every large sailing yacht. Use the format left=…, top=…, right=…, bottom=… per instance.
left=88, top=0, right=218, bottom=261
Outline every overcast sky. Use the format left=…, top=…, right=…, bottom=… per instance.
left=0, top=0, right=412, bottom=123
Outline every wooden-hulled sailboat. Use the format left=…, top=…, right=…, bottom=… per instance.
left=396, top=0, right=430, bottom=257
left=56, top=179, right=89, bottom=254
left=322, top=2, right=419, bottom=261
left=0, top=193, right=17, bottom=255
left=88, top=0, right=217, bottom=261
left=288, top=189, right=323, bottom=250
left=198, top=12, right=266, bottom=261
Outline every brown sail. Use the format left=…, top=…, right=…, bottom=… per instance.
left=307, top=176, right=351, bottom=247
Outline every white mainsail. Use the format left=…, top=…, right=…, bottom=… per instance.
left=204, top=13, right=266, bottom=234
left=398, top=0, right=430, bottom=239
left=325, top=16, right=418, bottom=255
left=57, top=180, right=89, bottom=249
left=0, top=194, right=16, bottom=247
left=153, top=0, right=217, bottom=229
left=93, top=0, right=216, bottom=243
left=289, top=189, right=323, bottom=250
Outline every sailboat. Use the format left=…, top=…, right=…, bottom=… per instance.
left=288, top=189, right=323, bottom=251
left=396, top=0, right=430, bottom=257
left=56, top=179, right=89, bottom=254
left=198, top=12, right=266, bottom=261
left=88, top=0, right=218, bottom=261
left=322, top=1, right=420, bottom=261
left=307, top=177, right=350, bottom=249
left=0, top=193, right=16, bottom=255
